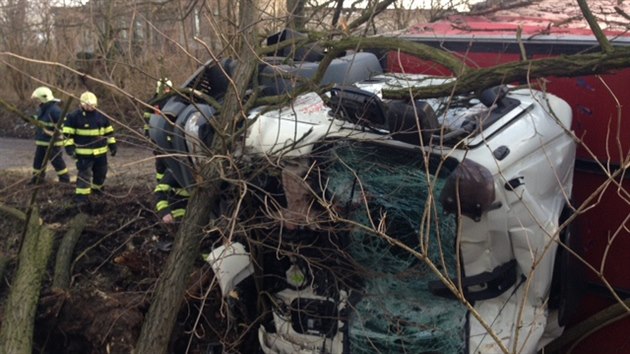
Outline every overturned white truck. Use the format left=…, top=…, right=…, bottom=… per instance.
left=149, top=38, right=575, bottom=354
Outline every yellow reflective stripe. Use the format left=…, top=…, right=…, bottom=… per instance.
left=156, top=200, right=169, bottom=211
left=174, top=189, right=190, bottom=197
left=143, top=112, right=152, bottom=119
left=40, top=121, right=55, bottom=127
left=63, top=126, right=76, bottom=134
left=35, top=140, right=65, bottom=147
left=57, top=168, right=69, bottom=176
left=107, top=137, right=116, bottom=144
left=172, top=209, right=186, bottom=218
left=76, top=187, right=91, bottom=195
left=75, top=128, right=103, bottom=136
left=64, top=138, right=74, bottom=146
left=154, top=184, right=170, bottom=193
left=71, top=127, right=114, bottom=136
left=76, top=146, right=108, bottom=155
left=155, top=172, right=165, bottom=181
left=144, top=124, right=150, bottom=131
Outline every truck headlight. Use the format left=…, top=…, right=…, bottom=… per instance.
left=439, top=159, right=496, bottom=221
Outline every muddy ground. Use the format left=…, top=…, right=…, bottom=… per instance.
left=0, top=139, right=235, bottom=353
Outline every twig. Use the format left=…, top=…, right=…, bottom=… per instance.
left=70, top=210, right=141, bottom=274
left=0, top=203, right=26, bottom=221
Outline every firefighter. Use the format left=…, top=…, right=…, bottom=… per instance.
left=29, top=86, right=70, bottom=184
left=143, top=77, right=173, bottom=182
left=154, top=168, right=189, bottom=224
left=63, top=91, right=117, bottom=206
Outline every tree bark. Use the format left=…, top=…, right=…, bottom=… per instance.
left=0, top=203, right=26, bottom=222
left=0, top=253, right=9, bottom=290
left=347, top=0, right=397, bottom=32
left=135, top=1, right=260, bottom=353
left=134, top=181, right=219, bottom=354
left=0, top=208, right=54, bottom=354
left=287, top=0, right=306, bottom=30
left=578, top=0, right=612, bottom=53
left=384, top=47, right=630, bottom=99
left=331, top=0, right=344, bottom=28
left=310, top=36, right=630, bottom=100
left=52, top=213, right=88, bottom=290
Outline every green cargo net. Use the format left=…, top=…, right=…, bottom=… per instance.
left=324, top=141, right=466, bottom=354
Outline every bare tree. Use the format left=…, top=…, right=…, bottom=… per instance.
left=136, top=0, right=261, bottom=351
left=287, top=0, right=307, bottom=29
left=1, top=1, right=630, bottom=353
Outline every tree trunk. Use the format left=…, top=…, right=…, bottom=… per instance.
left=52, top=213, right=88, bottom=289
left=134, top=180, right=219, bottom=354
left=331, top=0, right=344, bottom=28
left=0, top=208, right=54, bottom=354
left=0, top=253, right=9, bottom=289
left=287, top=0, right=306, bottom=30
left=135, top=2, right=260, bottom=352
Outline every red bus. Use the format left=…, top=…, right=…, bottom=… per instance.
left=386, top=15, right=630, bottom=353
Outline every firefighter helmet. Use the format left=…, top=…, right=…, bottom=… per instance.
left=79, top=91, right=98, bottom=108
left=156, top=78, right=173, bottom=95
left=31, top=86, right=55, bottom=103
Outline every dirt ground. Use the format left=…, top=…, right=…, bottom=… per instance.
left=0, top=138, right=229, bottom=353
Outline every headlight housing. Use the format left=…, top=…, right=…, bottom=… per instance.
left=439, top=159, right=496, bottom=221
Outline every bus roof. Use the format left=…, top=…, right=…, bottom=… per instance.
left=400, top=15, right=630, bottom=46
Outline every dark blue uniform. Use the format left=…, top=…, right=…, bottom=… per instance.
left=143, top=93, right=173, bottom=182
left=63, top=108, right=116, bottom=203
left=154, top=169, right=189, bottom=220
left=31, top=100, right=69, bottom=183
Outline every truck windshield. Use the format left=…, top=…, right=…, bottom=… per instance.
left=322, top=140, right=467, bottom=354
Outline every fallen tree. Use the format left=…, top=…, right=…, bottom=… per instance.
left=0, top=207, right=54, bottom=354
left=53, top=213, right=89, bottom=290
left=0, top=200, right=89, bottom=353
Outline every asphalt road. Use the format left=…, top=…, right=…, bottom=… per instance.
left=0, top=137, right=154, bottom=181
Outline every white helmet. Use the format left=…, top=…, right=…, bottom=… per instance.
left=156, top=78, right=173, bottom=94
left=80, top=91, right=98, bottom=109
left=31, top=86, right=55, bottom=103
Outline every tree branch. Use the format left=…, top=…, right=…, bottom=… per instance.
left=52, top=213, right=89, bottom=290
left=313, top=36, right=468, bottom=86
left=384, top=47, right=630, bottom=99
left=347, top=0, right=397, bottom=32
left=0, top=203, right=27, bottom=222
left=578, top=0, right=613, bottom=53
